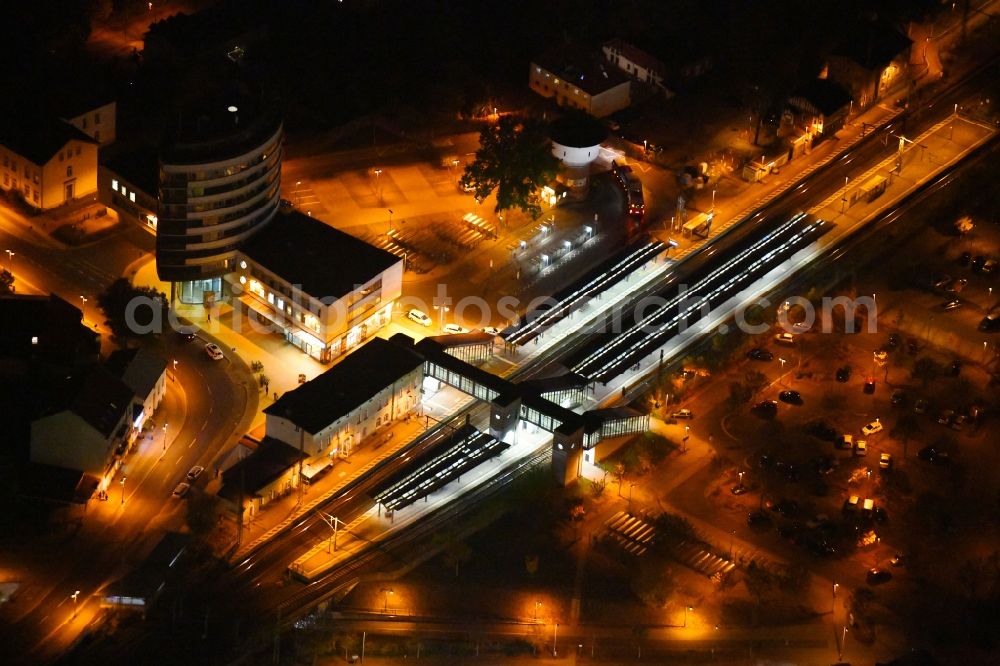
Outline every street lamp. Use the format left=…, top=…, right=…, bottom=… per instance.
left=162, top=423, right=168, bottom=453
left=387, top=208, right=393, bottom=234
left=79, top=295, right=88, bottom=320
left=433, top=305, right=450, bottom=331
left=779, top=357, right=787, bottom=386
left=711, top=188, right=716, bottom=214
left=683, top=605, right=694, bottom=627
left=120, top=476, right=126, bottom=505
left=553, top=622, right=559, bottom=657
left=71, top=590, right=81, bottom=618
left=841, top=175, right=849, bottom=213
left=381, top=587, right=393, bottom=613
left=4, top=249, right=13, bottom=269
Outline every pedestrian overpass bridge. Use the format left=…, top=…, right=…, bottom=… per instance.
left=391, top=334, right=648, bottom=484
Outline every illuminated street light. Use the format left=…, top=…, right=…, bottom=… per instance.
left=4, top=249, right=13, bottom=268
left=684, top=605, right=694, bottom=627
left=841, top=175, right=849, bottom=213
left=120, top=476, right=126, bottom=505
left=162, top=423, right=168, bottom=453
left=433, top=305, right=450, bottom=331
left=79, top=295, right=88, bottom=320
left=381, top=587, right=394, bottom=613
left=534, top=601, right=542, bottom=622
left=71, top=590, right=81, bottom=618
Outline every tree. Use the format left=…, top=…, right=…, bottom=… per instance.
left=460, top=115, right=559, bottom=219
left=911, top=357, right=941, bottom=386
left=0, top=270, right=14, bottom=295
left=97, top=277, right=168, bottom=340
left=891, top=413, right=920, bottom=458
left=186, top=492, right=221, bottom=539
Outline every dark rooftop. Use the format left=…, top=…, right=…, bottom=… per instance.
left=69, top=367, right=134, bottom=439
left=534, top=46, right=631, bottom=97
left=241, top=208, right=401, bottom=300
left=106, top=348, right=167, bottom=401
left=218, top=436, right=308, bottom=500
left=103, top=146, right=160, bottom=197
left=0, top=294, right=98, bottom=366
left=833, top=19, right=912, bottom=71
left=0, top=114, right=97, bottom=166
left=264, top=337, right=424, bottom=434
left=549, top=113, right=609, bottom=148
left=788, top=78, right=854, bottom=116
left=18, top=464, right=98, bottom=505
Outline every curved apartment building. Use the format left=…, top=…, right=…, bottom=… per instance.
left=156, top=100, right=282, bottom=302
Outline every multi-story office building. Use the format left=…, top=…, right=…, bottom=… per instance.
left=228, top=207, right=403, bottom=362
left=156, top=96, right=283, bottom=304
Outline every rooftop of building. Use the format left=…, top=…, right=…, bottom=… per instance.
left=0, top=113, right=97, bottom=166
left=103, top=146, right=160, bottom=197
left=67, top=367, right=135, bottom=439
left=240, top=207, right=401, bottom=301
left=159, top=81, right=282, bottom=165
left=264, top=337, right=424, bottom=434
left=218, top=436, right=308, bottom=501
left=549, top=113, right=608, bottom=148
left=832, top=19, right=912, bottom=71
left=0, top=294, right=99, bottom=365
left=106, top=347, right=167, bottom=401
left=18, top=464, right=99, bottom=505
left=788, top=77, right=854, bottom=116
left=533, top=45, right=631, bottom=97
left=603, top=38, right=666, bottom=75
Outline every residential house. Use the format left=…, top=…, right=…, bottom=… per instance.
left=602, top=39, right=668, bottom=93
left=0, top=294, right=100, bottom=375
left=217, top=435, right=308, bottom=522
left=60, top=99, right=116, bottom=146
left=99, top=147, right=159, bottom=233
left=0, top=115, right=99, bottom=210
left=827, top=20, right=912, bottom=110
left=30, top=366, right=136, bottom=491
left=529, top=46, right=631, bottom=117
left=786, top=77, right=855, bottom=146
left=105, top=347, right=168, bottom=435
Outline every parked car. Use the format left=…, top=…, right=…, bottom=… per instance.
left=671, top=408, right=694, bottom=420
left=778, top=390, right=802, bottom=404
left=747, top=348, right=774, bottom=361
left=774, top=332, right=796, bottom=346
left=861, top=421, right=884, bottom=436
left=913, top=398, right=929, bottom=414
left=837, top=434, right=855, bottom=450
left=730, top=485, right=748, bottom=495
left=863, top=380, right=876, bottom=394
left=443, top=323, right=470, bottom=334
left=186, top=465, right=205, bottom=482
left=407, top=309, right=433, bottom=326
left=176, top=329, right=197, bottom=342
left=979, top=311, right=1000, bottom=332
left=204, top=343, right=224, bottom=361
left=752, top=400, right=778, bottom=418
left=982, top=258, right=998, bottom=274
left=890, top=389, right=907, bottom=406
left=807, top=421, right=838, bottom=441
left=940, top=299, right=962, bottom=311
left=879, top=453, right=893, bottom=469
left=483, top=326, right=502, bottom=336
left=867, top=568, right=892, bottom=585
left=172, top=482, right=190, bottom=498
left=836, top=366, right=852, bottom=382
left=890, top=553, right=907, bottom=567
left=950, top=414, right=968, bottom=431
left=937, top=409, right=955, bottom=426
left=918, top=445, right=950, bottom=463
left=854, top=440, right=868, bottom=456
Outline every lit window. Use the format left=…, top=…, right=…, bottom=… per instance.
left=129, top=192, right=136, bottom=202
left=267, top=292, right=274, bottom=304
left=112, top=179, right=118, bottom=191
left=239, top=275, right=247, bottom=284
left=239, top=260, right=247, bottom=269
left=31, top=336, right=38, bottom=345
left=121, top=186, right=128, bottom=197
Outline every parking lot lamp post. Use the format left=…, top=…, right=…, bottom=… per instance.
left=162, top=423, right=168, bottom=453
left=4, top=249, right=13, bottom=270
left=684, top=605, right=694, bottom=627
left=779, top=357, right=787, bottom=386
left=382, top=587, right=393, bottom=613
left=79, top=296, right=88, bottom=321
left=553, top=622, right=558, bottom=657
left=120, top=476, right=126, bottom=505
left=71, top=590, right=80, bottom=618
